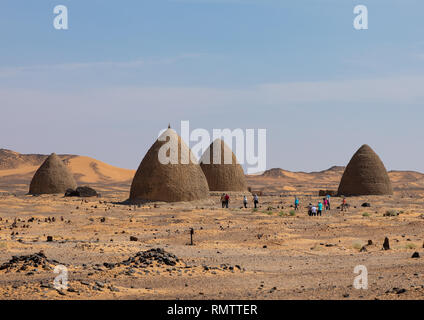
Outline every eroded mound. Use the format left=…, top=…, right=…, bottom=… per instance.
left=0, top=251, right=62, bottom=272
left=104, top=248, right=184, bottom=269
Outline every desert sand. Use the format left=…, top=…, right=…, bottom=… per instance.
left=0, top=149, right=424, bottom=300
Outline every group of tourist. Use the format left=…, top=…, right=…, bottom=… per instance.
left=305, top=195, right=331, bottom=216
left=219, top=193, right=347, bottom=216
left=220, top=193, right=259, bottom=209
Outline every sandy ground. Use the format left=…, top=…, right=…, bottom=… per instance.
left=1, top=149, right=423, bottom=300
left=0, top=189, right=424, bottom=300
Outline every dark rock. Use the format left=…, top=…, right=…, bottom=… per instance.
left=130, top=236, right=138, bottom=242
left=367, top=240, right=373, bottom=246
left=412, top=252, right=420, bottom=259
left=383, top=237, right=390, bottom=250
left=360, top=246, right=367, bottom=252
left=361, top=203, right=371, bottom=207
left=46, top=236, right=53, bottom=242
left=65, top=189, right=79, bottom=197
left=65, top=186, right=98, bottom=198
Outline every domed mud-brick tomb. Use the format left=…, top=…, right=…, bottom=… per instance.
left=129, top=128, right=210, bottom=202
left=29, top=153, right=77, bottom=195
left=337, top=144, right=393, bottom=196
left=199, top=139, right=247, bottom=191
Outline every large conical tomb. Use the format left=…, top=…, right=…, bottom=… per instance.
left=200, top=139, right=247, bottom=191
left=29, top=153, right=77, bottom=195
left=337, top=144, right=393, bottom=196
left=129, top=128, right=210, bottom=202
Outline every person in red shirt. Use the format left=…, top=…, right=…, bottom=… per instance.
left=341, top=197, right=347, bottom=212
left=224, top=194, right=230, bottom=208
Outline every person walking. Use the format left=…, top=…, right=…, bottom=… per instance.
left=311, top=205, right=317, bottom=217
left=294, top=197, right=300, bottom=211
left=323, top=198, right=328, bottom=211
left=220, top=193, right=226, bottom=208
left=224, top=194, right=230, bottom=208
left=341, top=197, right=347, bottom=212
left=243, top=195, right=248, bottom=208
left=253, top=194, right=259, bottom=209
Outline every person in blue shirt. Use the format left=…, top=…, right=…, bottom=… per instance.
left=317, top=201, right=323, bottom=216
left=294, top=197, right=300, bottom=211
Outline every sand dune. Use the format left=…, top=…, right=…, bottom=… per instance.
left=0, top=149, right=135, bottom=193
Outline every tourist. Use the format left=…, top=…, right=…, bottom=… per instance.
left=308, top=203, right=313, bottom=216
left=243, top=195, right=248, bottom=208
left=317, top=201, right=323, bottom=216
left=220, top=193, right=226, bottom=208
left=225, top=194, right=230, bottom=208
left=253, top=194, right=259, bottom=208
left=323, top=198, right=328, bottom=211
left=341, top=197, right=347, bottom=212
left=311, top=205, right=317, bottom=216
left=294, top=197, right=300, bottom=211
left=327, top=194, right=331, bottom=210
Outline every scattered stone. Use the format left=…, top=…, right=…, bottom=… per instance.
left=367, top=240, right=373, bottom=246
left=56, top=289, right=66, bottom=296
left=361, top=203, right=371, bottom=207
left=108, top=285, right=120, bottom=292
left=47, top=236, right=53, bottom=242
left=360, top=246, right=367, bottom=252
left=130, top=236, right=138, bottom=242
left=395, top=288, right=406, bottom=295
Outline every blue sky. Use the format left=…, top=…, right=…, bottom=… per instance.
left=0, top=0, right=423, bottom=172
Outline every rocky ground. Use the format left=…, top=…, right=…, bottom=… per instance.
left=0, top=190, right=423, bottom=300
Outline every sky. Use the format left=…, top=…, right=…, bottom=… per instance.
left=0, top=0, right=423, bottom=173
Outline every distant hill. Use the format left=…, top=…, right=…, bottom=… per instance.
left=1, top=148, right=423, bottom=195
left=247, top=166, right=424, bottom=195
